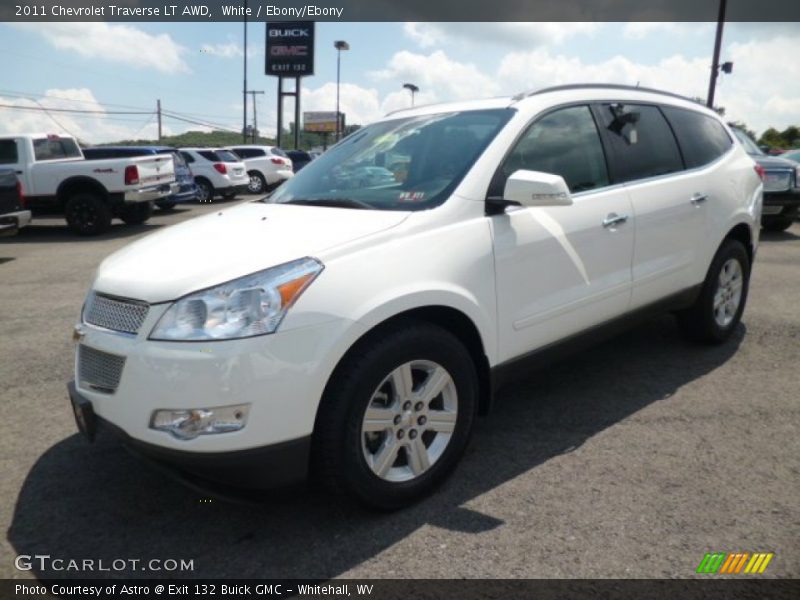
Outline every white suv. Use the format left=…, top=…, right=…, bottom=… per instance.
left=178, top=148, right=249, bottom=202
left=69, top=85, right=762, bottom=509
left=226, top=145, right=294, bottom=194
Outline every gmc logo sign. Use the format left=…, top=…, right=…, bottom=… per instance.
left=271, top=46, right=308, bottom=56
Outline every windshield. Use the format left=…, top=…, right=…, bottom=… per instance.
left=267, top=108, right=514, bottom=211
left=731, top=129, right=764, bottom=156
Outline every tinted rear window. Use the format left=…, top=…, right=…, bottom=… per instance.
left=232, top=148, right=266, bottom=158
left=662, top=107, right=732, bottom=168
left=271, top=147, right=288, bottom=158
left=180, top=151, right=195, bottom=163
left=595, top=104, right=683, bottom=183
left=0, top=139, right=18, bottom=164
left=33, top=137, right=83, bottom=161
left=198, top=150, right=239, bottom=162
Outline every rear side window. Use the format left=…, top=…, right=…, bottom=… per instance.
left=180, top=151, right=195, bottom=164
left=0, top=139, right=19, bottom=164
left=233, top=148, right=266, bottom=158
left=33, top=137, right=82, bottom=161
left=497, top=105, right=609, bottom=193
left=595, top=104, right=683, bottom=183
left=662, top=107, right=732, bottom=168
left=198, top=150, right=218, bottom=162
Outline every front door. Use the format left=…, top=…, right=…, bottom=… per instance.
left=489, top=105, right=635, bottom=364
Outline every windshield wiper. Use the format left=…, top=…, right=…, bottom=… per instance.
left=281, top=198, right=374, bottom=210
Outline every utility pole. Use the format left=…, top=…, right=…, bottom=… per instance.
left=707, top=0, right=727, bottom=109
left=247, top=90, right=264, bottom=143
left=242, top=0, right=248, bottom=142
left=156, top=99, right=162, bottom=142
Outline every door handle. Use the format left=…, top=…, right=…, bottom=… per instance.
left=602, top=213, right=628, bottom=228
left=690, top=193, right=708, bottom=205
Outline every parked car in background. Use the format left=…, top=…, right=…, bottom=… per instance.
left=226, top=145, right=293, bottom=194
left=779, top=149, right=800, bottom=163
left=70, top=84, right=761, bottom=509
left=82, top=146, right=198, bottom=210
left=731, top=128, right=800, bottom=231
left=0, top=168, right=30, bottom=236
left=178, top=148, right=249, bottom=202
left=0, top=133, right=176, bottom=235
left=286, top=150, right=313, bottom=173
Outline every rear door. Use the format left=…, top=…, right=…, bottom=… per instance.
left=0, top=138, right=30, bottom=193
left=593, top=103, right=703, bottom=308
left=490, top=105, right=635, bottom=362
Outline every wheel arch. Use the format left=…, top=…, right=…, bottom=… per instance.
left=318, top=304, right=494, bottom=424
left=56, top=176, right=108, bottom=207
left=723, top=221, right=754, bottom=265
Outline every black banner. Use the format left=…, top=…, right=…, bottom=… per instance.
left=265, top=21, right=315, bottom=77
left=2, top=0, right=800, bottom=22
left=3, top=579, right=799, bottom=600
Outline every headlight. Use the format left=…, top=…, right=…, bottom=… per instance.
left=150, top=257, right=323, bottom=341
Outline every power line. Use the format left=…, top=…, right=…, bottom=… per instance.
left=160, top=112, right=241, bottom=134
left=0, top=103, right=151, bottom=115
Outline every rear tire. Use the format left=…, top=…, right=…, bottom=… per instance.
left=64, top=192, right=111, bottom=236
left=156, top=200, right=176, bottom=211
left=118, top=202, right=153, bottom=225
left=761, top=216, right=793, bottom=232
left=311, top=321, right=478, bottom=510
left=196, top=178, right=214, bottom=203
left=677, top=239, right=750, bottom=344
left=247, top=171, right=266, bottom=194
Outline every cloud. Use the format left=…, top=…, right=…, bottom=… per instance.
left=199, top=42, right=260, bottom=58
left=0, top=88, right=168, bottom=143
left=404, top=22, right=601, bottom=49
left=12, top=23, right=189, bottom=74
left=370, top=50, right=500, bottom=102
left=623, top=22, right=713, bottom=40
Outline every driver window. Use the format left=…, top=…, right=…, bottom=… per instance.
left=500, top=105, right=609, bottom=194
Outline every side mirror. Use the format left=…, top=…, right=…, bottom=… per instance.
left=503, top=169, right=573, bottom=207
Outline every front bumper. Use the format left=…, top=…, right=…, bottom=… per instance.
left=124, top=182, right=180, bottom=203
left=68, top=381, right=311, bottom=489
left=0, top=209, right=31, bottom=236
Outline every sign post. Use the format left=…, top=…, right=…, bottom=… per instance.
left=266, top=21, right=315, bottom=149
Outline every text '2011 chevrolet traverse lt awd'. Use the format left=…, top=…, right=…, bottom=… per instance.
left=69, top=85, right=762, bottom=509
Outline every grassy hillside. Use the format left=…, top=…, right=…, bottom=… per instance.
left=95, top=130, right=277, bottom=148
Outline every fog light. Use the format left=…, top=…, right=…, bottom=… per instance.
left=150, top=404, right=250, bottom=440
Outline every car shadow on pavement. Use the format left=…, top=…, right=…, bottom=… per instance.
left=759, top=229, right=800, bottom=242
left=7, top=315, right=744, bottom=580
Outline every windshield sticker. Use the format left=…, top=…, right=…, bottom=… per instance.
left=398, top=191, right=425, bottom=202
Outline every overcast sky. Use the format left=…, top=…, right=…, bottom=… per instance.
left=1, top=21, right=798, bottom=143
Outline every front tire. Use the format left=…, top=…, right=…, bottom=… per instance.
left=118, top=202, right=153, bottom=225
left=312, top=322, right=478, bottom=510
left=64, top=192, right=111, bottom=236
left=677, top=239, right=750, bottom=344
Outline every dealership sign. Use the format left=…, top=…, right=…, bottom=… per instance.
left=304, top=111, right=344, bottom=133
left=265, top=21, right=315, bottom=77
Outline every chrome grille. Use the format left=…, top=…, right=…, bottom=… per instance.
left=763, top=170, right=792, bottom=193
left=78, top=345, right=126, bottom=394
left=84, top=292, right=149, bottom=334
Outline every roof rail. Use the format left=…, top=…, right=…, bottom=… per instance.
left=511, top=83, right=697, bottom=104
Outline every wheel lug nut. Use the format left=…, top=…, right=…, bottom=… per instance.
left=409, top=430, right=417, bottom=439
left=418, top=416, right=427, bottom=426
left=393, top=415, right=401, bottom=425
left=397, top=430, right=405, bottom=439
left=403, top=401, right=411, bottom=411
left=414, top=402, right=424, bottom=412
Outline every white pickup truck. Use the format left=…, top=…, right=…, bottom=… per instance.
left=0, top=133, right=178, bottom=235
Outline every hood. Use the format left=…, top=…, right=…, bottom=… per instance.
left=94, top=202, right=409, bottom=303
left=753, top=154, right=797, bottom=170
